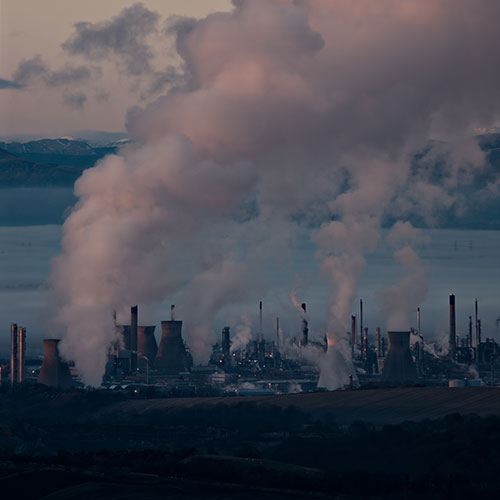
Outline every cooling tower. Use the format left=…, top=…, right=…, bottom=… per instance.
left=37, top=339, right=73, bottom=390
left=137, top=326, right=157, bottom=368
left=381, top=331, right=417, bottom=384
left=155, top=320, right=190, bottom=374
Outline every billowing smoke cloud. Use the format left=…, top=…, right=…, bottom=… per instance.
left=62, top=3, right=160, bottom=76
left=51, top=0, right=500, bottom=386
left=63, top=91, right=87, bottom=109
left=12, top=55, right=93, bottom=88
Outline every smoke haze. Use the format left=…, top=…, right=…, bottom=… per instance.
left=50, top=0, right=500, bottom=386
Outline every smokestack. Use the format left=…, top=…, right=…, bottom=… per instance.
left=475, top=298, right=479, bottom=349
left=376, top=327, right=381, bottom=358
left=301, top=303, right=308, bottom=347
left=137, top=326, right=158, bottom=369
left=449, top=294, right=456, bottom=358
left=276, top=317, right=280, bottom=350
left=478, top=319, right=482, bottom=345
left=37, top=339, right=73, bottom=390
left=10, top=323, right=18, bottom=388
left=130, top=305, right=138, bottom=371
left=381, top=331, right=418, bottom=385
left=359, top=299, right=363, bottom=345
left=259, top=301, right=263, bottom=343
left=351, top=315, right=357, bottom=348
left=171, top=304, right=175, bottom=321
left=363, top=327, right=368, bottom=360
left=156, top=319, right=190, bottom=374
left=417, top=307, right=421, bottom=336
left=468, top=315, right=473, bottom=348
left=18, top=327, right=26, bottom=384
left=222, top=326, right=231, bottom=366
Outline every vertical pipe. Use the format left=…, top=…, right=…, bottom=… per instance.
left=259, top=301, right=263, bottom=343
left=363, top=328, right=368, bottom=360
left=130, top=305, right=138, bottom=371
left=10, top=324, right=18, bottom=388
left=449, top=294, right=456, bottom=358
left=18, top=327, right=26, bottom=384
left=475, top=298, right=479, bottom=350
left=417, top=307, right=421, bottom=336
left=301, top=303, right=308, bottom=347
left=170, top=304, right=175, bottom=321
left=276, top=317, right=280, bottom=350
left=468, top=316, right=473, bottom=349
left=359, top=299, right=363, bottom=346
left=376, top=327, right=381, bottom=358
left=351, top=315, right=357, bottom=348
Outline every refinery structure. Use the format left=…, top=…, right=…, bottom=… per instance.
left=2, top=293, right=500, bottom=394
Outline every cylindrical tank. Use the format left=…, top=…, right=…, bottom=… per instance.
left=381, top=331, right=417, bottom=384
left=137, top=326, right=157, bottom=368
left=37, top=339, right=73, bottom=390
left=155, top=320, right=189, bottom=374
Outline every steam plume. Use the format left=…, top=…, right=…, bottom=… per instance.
left=50, top=0, right=500, bottom=385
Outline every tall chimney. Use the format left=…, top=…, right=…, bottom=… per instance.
left=363, top=327, right=368, bottom=360
left=351, top=315, right=357, bottom=348
left=171, top=304, right=175, bottom=321
left=468, top=316, right=473, bottom=348
left=130, top=305, right=138, bottom=371
left=301, top=303, right=308, bottom=347
left=359, top=299, right=363, bottom=344
left=475, top=298, right=479, bottom=349
left=18, top=327, right=26, bottom=384
left=376, top=327, right=381, bottom=358
left=37, top=339, right=73, bottom=390
left=417, top=307, right=421, bottom=336
left=221, top=326, right=231, bottom=367
left=10, top=323, right=18, bottom=388
left=449, top=294, right=456, bottom=358
left=478, top=319, right=482, bottom=345
left=276, top=317, right=280, bottom=350
left=258, top=301, right=263, bottom=343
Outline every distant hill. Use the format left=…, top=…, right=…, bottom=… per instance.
left=0, top=137, right=119, bottom=169
left=0, top=147, right=84, bottom=187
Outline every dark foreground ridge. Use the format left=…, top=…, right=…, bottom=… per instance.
left=1, top=387, right=500, bottom=498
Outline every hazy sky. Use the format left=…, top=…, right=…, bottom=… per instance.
left=0, top=0, right=232, bottom=137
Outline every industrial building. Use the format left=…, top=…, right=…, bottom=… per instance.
left=3, top=293, right=500, bottom=393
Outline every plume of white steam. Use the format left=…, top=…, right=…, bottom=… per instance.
left=49, top=0, right=500, bottom=385
left=230, top=313, right=254, bottom=352
left=289, top=289, right=308, bottom=320
left=378, top=222, right=429, bottom=331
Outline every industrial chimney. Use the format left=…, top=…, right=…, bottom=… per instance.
left=155, top=312, right=190, bottom=374
left=18, top=327, right=26, bottom=384
left=449, top=294, right=456, bottom=359
left=10, top=323, right=18, bottom=388
left=130, top=305, right=138, bottom=371
left=301, top=303, right=308, bottom=347
left=137, top=326, right=158, bottom=369
left=222, top=326, right=231, bottom=366
left=351, top=315, right=357, bottom=348
left=381, top=331, right=418, bottom=385
left=37, top=339, right=73, bottom=390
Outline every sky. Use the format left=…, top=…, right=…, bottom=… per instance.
left=0, top=0, right=232, bottom=137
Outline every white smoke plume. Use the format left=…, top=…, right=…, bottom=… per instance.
left=378, top=222, right=429, bottom=331
left=230, top=312, right=254, bottom=353
left=50, top=0, right=500, bottom=385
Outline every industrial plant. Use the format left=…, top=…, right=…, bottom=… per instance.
left=2, top=293, right=500, bottom=394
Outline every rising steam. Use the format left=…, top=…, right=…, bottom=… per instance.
left=50, top=0, right=500, bottom=386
